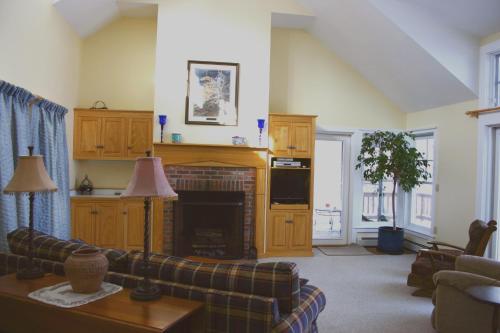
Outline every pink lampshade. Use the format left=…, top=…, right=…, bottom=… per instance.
left=121, top=157, right=177, bottom=199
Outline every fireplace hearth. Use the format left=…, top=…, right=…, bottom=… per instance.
left=173, top=191, right=245, bottom=259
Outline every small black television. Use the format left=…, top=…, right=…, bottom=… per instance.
left=270, top=168, right=310, bottom=205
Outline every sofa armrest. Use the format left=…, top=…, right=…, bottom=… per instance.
left=434, top=270, right=500, bottom=292
left=455, top=255, right=500, bottom=280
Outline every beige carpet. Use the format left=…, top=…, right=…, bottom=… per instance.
left=317, top=244, right=373, bottom=256
left=261, top=249, right=434, bottom=333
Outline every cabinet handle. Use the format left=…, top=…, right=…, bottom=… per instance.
left=285, top=220, right=293, bottom=224
left=123, top=211, right=127, bottom=215
left=96, top=145, right=104, bottom=149
left=127, top=146, right=133, bottom=149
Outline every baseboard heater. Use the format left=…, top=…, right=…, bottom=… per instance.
left=357, top=235, right=378, bottom=246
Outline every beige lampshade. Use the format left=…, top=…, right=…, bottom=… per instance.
left=3, top=156, right=58, bottom=193
left=121, top=157, right=177, bottom=199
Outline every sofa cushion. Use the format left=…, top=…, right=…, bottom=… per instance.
left=7, top=228, right=127, bottom=272
left=128, top=251, right=300, bottom=314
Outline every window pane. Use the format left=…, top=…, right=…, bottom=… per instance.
left=496, top=54, right=500, bottom=106
left=410, top=134, right=434, bottom=229
left=362, top=180, right=397, bottom=222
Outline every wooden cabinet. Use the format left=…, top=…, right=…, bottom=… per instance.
left=122, top=200, right=146, bottom=250
left=266, top=114, right=316, bottom=257
left=71, top=198, right=160, bottom=251
left=74, top=109, right=153, bottom=160
left=269, top=114, right=314, bottom=158
left=267, top=210, right=312, bottom=253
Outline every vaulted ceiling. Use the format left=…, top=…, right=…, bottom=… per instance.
left=55, top=0, right=500, bottom=112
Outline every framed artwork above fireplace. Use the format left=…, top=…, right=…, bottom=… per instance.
left=185, top=60, right=240, bottom=126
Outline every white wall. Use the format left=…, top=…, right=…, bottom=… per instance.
left=154, top=0, right=277, bottom=147
left=0, top=0, right=81, bottom=186
left=406, top=100, right=478, bottom=246
left=270, top=28, right=405, bottom=129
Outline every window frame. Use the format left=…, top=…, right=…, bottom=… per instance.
left=495, top=53, right=500, bottom=107
left=403, top=128, right=438, bottom=237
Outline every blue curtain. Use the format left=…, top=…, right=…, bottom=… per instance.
left=0, top=81, right=70, bottom=251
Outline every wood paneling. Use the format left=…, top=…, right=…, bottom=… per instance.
left=71, top=202, right=95, bottom=244
left=74, top=116, right=101, bottom=159
left=100, top=117, right=126, bottom=158
left=124, top=200, right=145, bottom=250
left=73, top=109, right=153, bottom=160
left=153, top=143, right=268, bottom=257
left=266, top=114, right=316, bottom=257
left=71, top=198, right=160, bottom=252
left=127, top=117, right=152, bottom=158
left=95, top=203, right=123, bottom=249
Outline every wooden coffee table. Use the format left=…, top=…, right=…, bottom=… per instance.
left=0, top=274, right=203, bottom=333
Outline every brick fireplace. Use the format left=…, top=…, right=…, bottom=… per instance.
left=162, top=166, right=256, bottom=258
left=152, top=143, right=268, bottom=257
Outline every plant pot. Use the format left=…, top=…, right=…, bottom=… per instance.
left=64, top=248, right=109, bottom=293
left=377, top=226, right=404, bottom=254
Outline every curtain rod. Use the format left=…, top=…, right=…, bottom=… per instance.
left=466, top=106, right=500, bottom=118
left=28, top=94, right=43, bottom=106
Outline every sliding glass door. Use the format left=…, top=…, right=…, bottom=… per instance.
left=313, top=133, right=351, bottom=245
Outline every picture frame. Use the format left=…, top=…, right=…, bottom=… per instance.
left=185, top=60, right=240, bottom=126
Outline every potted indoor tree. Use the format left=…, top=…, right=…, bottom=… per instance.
left=356, top=131, right=430, bottom=254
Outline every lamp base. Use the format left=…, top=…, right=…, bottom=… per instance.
left=130, top=279, right=161, bottom=301
left=16, top=265, right=44, bottom=280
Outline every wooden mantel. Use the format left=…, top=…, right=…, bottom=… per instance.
left=153, top=142, right=269, bottom=257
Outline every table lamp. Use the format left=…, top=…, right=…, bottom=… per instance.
left=121, top=151, right=177, bottom=301
left=3, top=146, right=58, bottom=279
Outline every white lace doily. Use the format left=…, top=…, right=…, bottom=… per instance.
left=28, top=281, right=123, bottom=308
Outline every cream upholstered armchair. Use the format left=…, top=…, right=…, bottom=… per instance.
left=432, top=255, right=500, bottom=333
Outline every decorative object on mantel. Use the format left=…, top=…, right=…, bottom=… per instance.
left=28, top=280, right=122, bottom=308
left=466, top=106, right=500, bottom=118
left=231, top=136, right=247, bottom=146
left=258, top=118, right=266, bottom=146
left=159, top=115, right=167, bottom=143
left=3, top=146, right=58, bottom=279
left=171, top=133, right=182, bottom=143
left=122, top=151, right=178, bottom=301
left=64, top=248, right=109, bottom=293
left=90, top=100, right=108, bottom=109
left=185, top=60, right=239, bottom=126
left=77, top=174, right=94, bottom=195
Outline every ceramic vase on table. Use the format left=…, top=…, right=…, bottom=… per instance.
left=64, top=248, right=108, bottom=293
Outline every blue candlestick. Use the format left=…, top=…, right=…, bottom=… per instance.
left=159, top=115, right=167, bottom=143
left=257, top=118, right=265, bottom=146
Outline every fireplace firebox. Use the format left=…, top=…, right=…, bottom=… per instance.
left=173, top=191, right=245, bottom=259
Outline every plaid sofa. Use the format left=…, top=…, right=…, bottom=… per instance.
left=1, top=228, right=326, bottom=333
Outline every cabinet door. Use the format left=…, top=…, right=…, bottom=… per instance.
left=100, top=117, right=126, bottom=159
left=71, top=202, right=95, bottom=245
left=267, top=211, right=289, bottom=251
left=289, top=212, right=311, bottom=250
left=74, top=116, right=101, bottom=159
left=269, top=121, right=292, bottom=157
left=95, top=203, right=123, bottom=249
left=292, top=122, right=312, bottom=158
left=126, top=117, right=152, bottom=159
left=123, top=200, right=145, bottom=250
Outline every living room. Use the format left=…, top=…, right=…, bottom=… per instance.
left=1, top=0, right=500, bottom=332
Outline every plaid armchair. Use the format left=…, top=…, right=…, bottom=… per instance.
left=1, top=228, right=326, bottom=333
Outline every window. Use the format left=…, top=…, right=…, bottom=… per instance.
left=408, top=132, right=435, bottom=233
left=495, top=54, right=500, bottom=106
left=362, top=179, right=396, bottom=223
